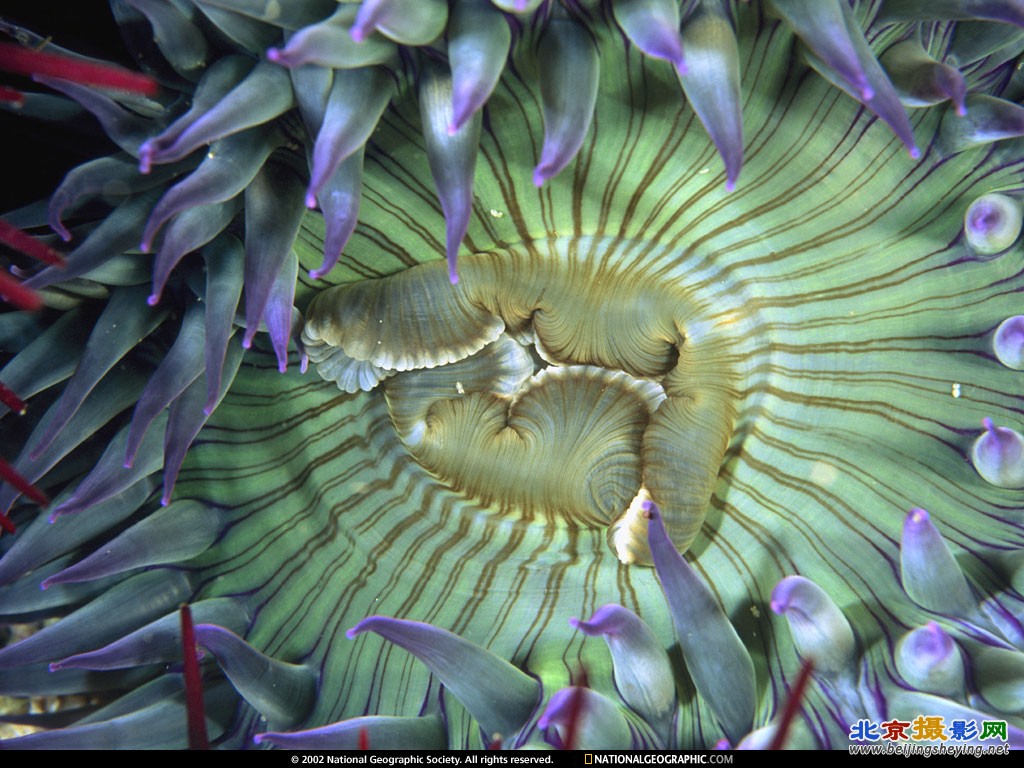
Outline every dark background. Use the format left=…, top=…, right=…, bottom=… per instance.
left=1, top=1, right=131, bottom=212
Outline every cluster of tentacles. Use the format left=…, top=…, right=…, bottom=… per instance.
left=1, top=0, right=1024, bottom=751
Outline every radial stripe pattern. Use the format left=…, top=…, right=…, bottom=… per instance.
left=1, top=0, right=1023, bottom=751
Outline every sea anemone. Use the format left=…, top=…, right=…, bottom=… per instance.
left=2, top=0, right=1024, bottom=751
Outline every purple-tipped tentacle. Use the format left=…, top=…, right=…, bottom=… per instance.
left=287, top=64, right=359, bottom=281
left=193, top=623, right=316, bottom=728
left=139, top=124, right=280, bottom=253
left=613, top=0, right=686, bottom=69
left=448, top=0, right=511, bottom=133
left=140, top=61, right=293, bottom=168
left=162, top=339, right=244, bottom=506
left=770, top=575, right=856, bottom=674
left=533, top=18, right=600, bottom=186
left=993, top=315, right=1024, bottom=369
left=28, top=285, right=166, bottom=460
left=350, top=0, right=448, bottom=46
left=940, top=94, right=1024, bottom=152
left=310, top=149, right=363, bottom=280
left=49, top=596, right=246, bottom=670
left=970, top=418, right=1024, bottom=488
left=241, top=160, right=307, bottom=350
left=266, top=6, right=396, bottom=69
left=0, top=482, right=152, bottom=587
left=0, top=553, right=120, bottom=617
left=347, top=615, right=539, bottom=739
left=138, top=56, right=251, bottom=172
left=0, top=570, right=190, bottom=669
left=263, top=251, right=300, bottom=372
left=148, top=196, right=242, bottom=306
left=880, top=39, right=968, bottom=114
left=49, top=412, right=166, bottom=521
left=772, top=0, right=873, bottom=100
left=47, top=154, right=174, bottom=241
left=419, top=66, right=482, bottom=284
left=255, top=715, right=446, bottom=750
left=305, top=67, right=394, bottom=209
left=27, top=192, right=160, bottom=291
left=645, top=501, right=755, bottom=742
left=570, top=604, right=676, bottom=729
left=677, top=4, right=744, bottom=190
left=43, top=500, right=221, bottom=590
left=894, top=622, right=965, bottom=696
left=123, top=302, right=206, bottom=467
left=795, top=2, right=920, bottom=157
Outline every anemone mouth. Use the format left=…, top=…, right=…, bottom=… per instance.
left=302, top=237, right=755, bottom=562
left=1, top=0, right=1024, bottom=753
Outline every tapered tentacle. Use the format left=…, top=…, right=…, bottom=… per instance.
left=255, top=715, right=446, bottom=750
left=448, top=0, right=511, bottom=132
left=42, top=501, right=223, bottom=589
left=646, top=503, right=755, bottom=743
left=50, top=598, right=248, bottom=669
left=193, top=624, right=317, bottom=729
left=0, top=571, right=192, bottom=669
left=533, top=19, right=600, bottom=186
left=348, top=616, right=540, bottom=739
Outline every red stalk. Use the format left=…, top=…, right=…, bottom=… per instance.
left=0, top=456, right=49, bottom=507
left=180, top=605, right=210, bottom=750
left=0, top=42, right=158, bottom=95
left=0, top=270, right=42, bottom=311
left=0, top=220, right=66, bottom=267
left=0, top=381, right=27, bottom=415
left=767, top=658, right=815, bottom=750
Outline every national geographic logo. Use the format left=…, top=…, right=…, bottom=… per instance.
left=584, top=755, right=733, bottom=764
